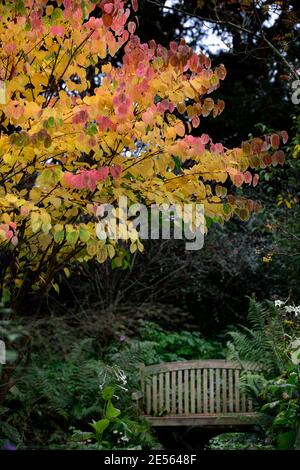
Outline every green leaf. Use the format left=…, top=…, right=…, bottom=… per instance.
left=70, top=431, right=94, bottom=442
left=205, top=215, right=213, bottom=228
left=261, top=400, right=280, bottom=411
left=101, top=385, right=115, bottom=400
left=54, top=230, right=64, bottom=243
left=90, top=418, right=109, bottom=436
left=47, top=117, right=55, bottom=127
left=51, top=7, right=63, bottom=21
left=15, top=0, right=26, bottom=14
left=66, top=230, right=79, bottom=244
left=105, top=400, right=121, bottom=419
left=172, top=156, right=182, bottom=172
left=86, top=123, right=98, bottom=136
left=79, top=227, right=90, bottom=243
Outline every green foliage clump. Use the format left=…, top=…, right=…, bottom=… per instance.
left=68, top=366, right=160, bottom=450
left=227, top=299, right=296, bottom=376
left=1, top=340, right=106, bottom=448
left=207, top=432, right=275, bottom=450
left=106, top=321, right=225, bottom=368
left=227, top=299, right=300, bottom=449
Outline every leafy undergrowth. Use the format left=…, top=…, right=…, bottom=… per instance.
left=207, top=432, right=275, bottom=450
left=1, top=321, right=225, bottom=450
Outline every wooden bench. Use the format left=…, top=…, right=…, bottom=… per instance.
left=133, top=359, right=265, bottom=427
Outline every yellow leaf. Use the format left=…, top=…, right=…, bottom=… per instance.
left=107, top=244, right=115, bottom=259
left=97, top=246, right=108, bottom=263
left=63, top=267, right=71, bottom=278
left=130, top=243, right=136, bottom=254
left=2, top=213, right=10, bottom=224
left=5, top=194, right=18, bottom=204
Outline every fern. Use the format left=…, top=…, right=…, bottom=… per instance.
left=3, top=340, right=107, bottom=447
left=0, top=406, right=22, bottom=445
left=239, top=372, right=269, bottom=398
left=227, top=299, right=291, bottom=377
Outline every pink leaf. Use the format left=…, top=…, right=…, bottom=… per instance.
left=50, top=26, right=65, bottom=37
left=263, top=154, right=272, bottom=166
left=11, top=236, right=18, bottom=246
left=132, top=0, right=139, bottom=12
left=281, top=130, right=289, bottom=144
left=244, top=171, right=252, bottom=184
left=5, top=230, right=13, bottom=239
left=233, top=173, right=244, bottom=188
left=110, top=165, right=122, bottom=179
left=192, top=116, right=200, bottom=128
left=270, top=133, right=280, bottom=149
left=96, top=166, right=110, bottom=181
left=62, top=172, right=78, bottom=187
left=4, top=43, right=16, bottom=54
left=200, top=134, right=210, bottom=145
left=72, top=109, right=88, bottom=124
left=273, top=150, right=285, bottom=166
left=253, top=174, right=259, bottom=187
left=103, top=2, right=114, bottom=14
left=20, top=207, right=29, bottom=216
left=128, top=21, right=136, bottom=34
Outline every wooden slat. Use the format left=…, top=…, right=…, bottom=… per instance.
left=222, top=368, right=227, bottom=413
left=171, top=371, right=176, bottom=414
left=178, top=370, right=183, bottom=414
left=203, top=368, right=208, bottom=413
left=248, top=398, right=253, bottom=412
left=241, top=372, right=247, bottom=412
left=142, top=360, right=259, bottom=375
left=184, top=369, right=189, bottom=414
left=146, top=379, right=151, bottom=415
left=241, top=392, right=247, bottom=412
left=235, top=369, right=240, bottom=412
left=152, top=375, right=158, bottom=415
left=190, top=369, right=195, bottom=414
left=147, top=413, right=261, bottom=427
left=215, top=368, right=221, bottom=413
left=159, top=372, right=164, bottom=413
left=165, top=372, right=170, bottom=412
left=209, top=368, right=214, bottom=413
left=196, top=369, right=202, bottom=413
left=228, top=369, right=233, bottom=412
left=141, top=371, right=145, bottom=400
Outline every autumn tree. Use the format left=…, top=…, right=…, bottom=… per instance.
left=0, top=0, right=287, bottom=402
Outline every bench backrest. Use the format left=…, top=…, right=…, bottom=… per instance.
left=140, top=360, right=258, bottom=416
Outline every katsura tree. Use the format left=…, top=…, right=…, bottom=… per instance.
left=0, top=0, right=287, bottom=402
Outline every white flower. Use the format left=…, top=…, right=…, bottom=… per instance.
left=284, top=304, right=300, bottom=316
left=275, top=300, right=284, bottom=307
left=284, top=305, right=295, bottom=313
left=121, top=436, right=129, bottom=442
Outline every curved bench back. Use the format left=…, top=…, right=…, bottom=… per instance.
left=140, top=360, right=259, bottom=416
